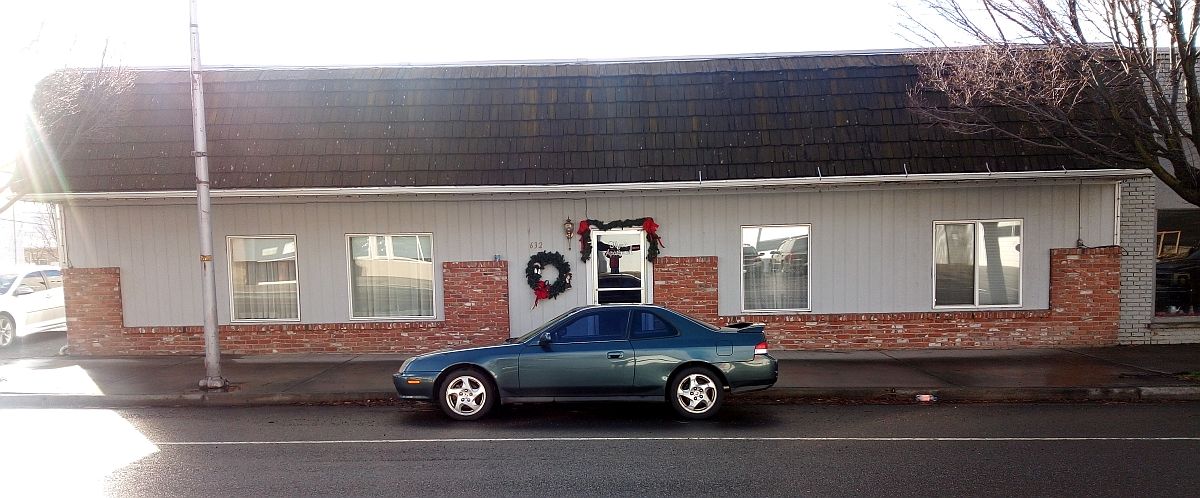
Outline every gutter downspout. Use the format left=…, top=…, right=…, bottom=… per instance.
left=189, top=0, right=227, bottom=390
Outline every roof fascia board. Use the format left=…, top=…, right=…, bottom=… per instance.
left=29, top=169, right=1151, bottom=202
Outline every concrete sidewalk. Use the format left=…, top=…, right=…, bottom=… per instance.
left=1, top=345, right=1198, bottom=408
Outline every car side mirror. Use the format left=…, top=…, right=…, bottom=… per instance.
left=14, top=286, right=35, bottom=296
left=539, top=332, right=553, bottom=348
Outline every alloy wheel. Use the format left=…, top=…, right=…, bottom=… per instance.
left=0, top=316, right=14, bottom=347
left=675, top=373, right=718, bottom=414
left=444, top=375, right=487, bottom=417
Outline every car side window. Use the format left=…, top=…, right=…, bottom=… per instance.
left=19, top=273, right=48, bottom=293
left=631, top=311, right=677, bottom=340
left=556, top=310, right=629, bottom=342
left=43, top=270, right=63, bottom=289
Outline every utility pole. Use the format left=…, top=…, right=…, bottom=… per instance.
left=189, top=0, right=227, bottom=390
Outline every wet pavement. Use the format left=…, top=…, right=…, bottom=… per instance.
left=0, top=345, right=1197, bottom=407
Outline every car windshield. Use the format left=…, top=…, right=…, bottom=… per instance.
left=0, top=273, right=17, bottom=295
left=507, top=309, right=580, bottom=343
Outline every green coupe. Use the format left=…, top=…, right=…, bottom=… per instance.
left=393, top=304, right=777, bottom=420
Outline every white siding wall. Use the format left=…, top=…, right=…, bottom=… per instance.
left=64, top=181, right=1117, bottom=334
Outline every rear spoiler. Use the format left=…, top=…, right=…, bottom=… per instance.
left=721, top=321, right=765, bottom=334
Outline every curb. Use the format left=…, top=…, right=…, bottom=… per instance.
left=3, top=386, right=1199, bottom=408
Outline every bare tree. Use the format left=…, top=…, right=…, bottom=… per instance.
left=1, top=56, right=132, bottom=214
left=902, top=0, right=1200, bottom=206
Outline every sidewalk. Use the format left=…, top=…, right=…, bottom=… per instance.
left=1, top=345, right=1197, bottom=408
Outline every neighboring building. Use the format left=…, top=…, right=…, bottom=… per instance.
left=23, top=52, right=1164, bottom=355
left=1150, top=176, right=1200, bottom=343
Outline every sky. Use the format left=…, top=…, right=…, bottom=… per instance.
left=0, top=0, right=947, bottom=170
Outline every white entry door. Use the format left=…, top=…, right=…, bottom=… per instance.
left=590, top=230, right=647, bottom=304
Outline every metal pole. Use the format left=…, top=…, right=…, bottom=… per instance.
left=189, top=0, right=227, bottom=389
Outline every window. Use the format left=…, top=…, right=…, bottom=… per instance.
left=43, top=270, right=63, bottom=289
left=19, top=273, right=48, bottom=293
left=556, top=310, right=629, bottom=342
left=934, top=220, right=1022, bottom=307
left=631, top=311, right=676, bottom=339
left=347, top=234, right=434, bottom=319
left=228, top=236, right=299, bottom=321
left=741, top=225, right=810, bottom=312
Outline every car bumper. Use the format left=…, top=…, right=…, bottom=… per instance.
left=725, top=354, right=778, bottom=393
left=392, top=372, right=439, bottom=400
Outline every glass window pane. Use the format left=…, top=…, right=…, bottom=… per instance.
left=20, top=273, right=48, bottom=292
left=557, top=310, right=627, bottom=342
left=229, top=237, right=299, bottom=320
left=391, top=235, right=420, bottom=260
left=977, top=221, right=1021, bottom=305
left=741, top=225, right=809, bottom=311
left=43, top=270, right=63, bottom=288
left=349, top=234, right=434, bottom=318
left=631, top=311, right=675, bottom=339
left=934, top=223, right=975, bottom=306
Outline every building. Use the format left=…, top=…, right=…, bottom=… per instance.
left=23, top=52, right=1161, bottom=355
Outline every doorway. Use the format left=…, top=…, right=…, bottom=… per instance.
left=590, top=230, right=647, bottom=304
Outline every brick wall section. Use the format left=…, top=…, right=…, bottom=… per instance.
left=656, top=248, right=1120, bottom=349
left=1119, top=176, right=1157, bottom=343
left=652, top=256, right=719, bottom=323
left=64, top=261, right=509, bottom=355
left=63, top=268, right=124, bottom=354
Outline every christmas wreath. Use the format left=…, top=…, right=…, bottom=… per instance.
left=576, top=217, right=664, bottom=263
left=526, top=251, right=572, bottom=307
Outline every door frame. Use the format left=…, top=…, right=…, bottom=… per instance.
left=588, top=229, right=650, bottom=304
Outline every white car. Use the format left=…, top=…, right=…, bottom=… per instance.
left=0, top=265, right=66, bottom=348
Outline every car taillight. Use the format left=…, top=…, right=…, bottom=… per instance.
left=754, top=341, right=769, bottom=355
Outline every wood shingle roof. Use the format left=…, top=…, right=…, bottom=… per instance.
left=26, top=53, right=1132, bottom=193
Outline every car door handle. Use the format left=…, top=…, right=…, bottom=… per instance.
left=607, top=351, right=624, bottom=359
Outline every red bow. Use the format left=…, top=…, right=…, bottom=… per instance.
left=642, top=217, right=664, bottom=247
left=577, top=220, right=591, bottom=252
left=533, top=280, right=550, bottom=307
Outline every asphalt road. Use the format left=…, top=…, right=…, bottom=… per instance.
left=5, top=402, right=1198, bottom=497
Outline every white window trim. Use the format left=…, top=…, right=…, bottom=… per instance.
left=739, top=223, right=813, bottom=314
left=344, top=233, right=438, bottom=321
left=931, top=219, right=1024, bottom=310
left=227, top=234, right=302, bottom=323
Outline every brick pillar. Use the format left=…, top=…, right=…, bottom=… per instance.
left=1118, top=176, right=1155, bottom=344
left=652, top=256, right=719, bottom=323
left=1049, top=247, right=1121, bottom=344
left=63, top=267, right=124, bottom=355
left=442, top=261, right=510, bottom=345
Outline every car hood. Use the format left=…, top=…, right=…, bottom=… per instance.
left=403, top=342, right=523, bottom=372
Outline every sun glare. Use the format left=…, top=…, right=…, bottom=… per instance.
left=5, top=408, right=160, bottom=496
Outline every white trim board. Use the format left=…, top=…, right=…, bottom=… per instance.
left=27, top=169, right=1152, bottom=202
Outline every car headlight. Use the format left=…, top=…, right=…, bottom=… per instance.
left=398, top=357, right=415, bottom=374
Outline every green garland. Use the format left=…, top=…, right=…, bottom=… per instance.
left=577, top=217, right=663, bottom=263
left=526, top=251, right=572, bottom=306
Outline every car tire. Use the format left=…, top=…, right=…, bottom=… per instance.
left=668, top=366, right=725, bottom=420
left=0, top=313, right=16, bottom=349
left=437, top=368, right=497, bottom=421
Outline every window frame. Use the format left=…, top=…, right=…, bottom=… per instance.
left=931, top=219, right=1024, bottom=310
left=739, top=223, right=813, bottom=314
left=344, top=233, right=438, bottom=321
left=226, top=234, right=302, bottom=323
